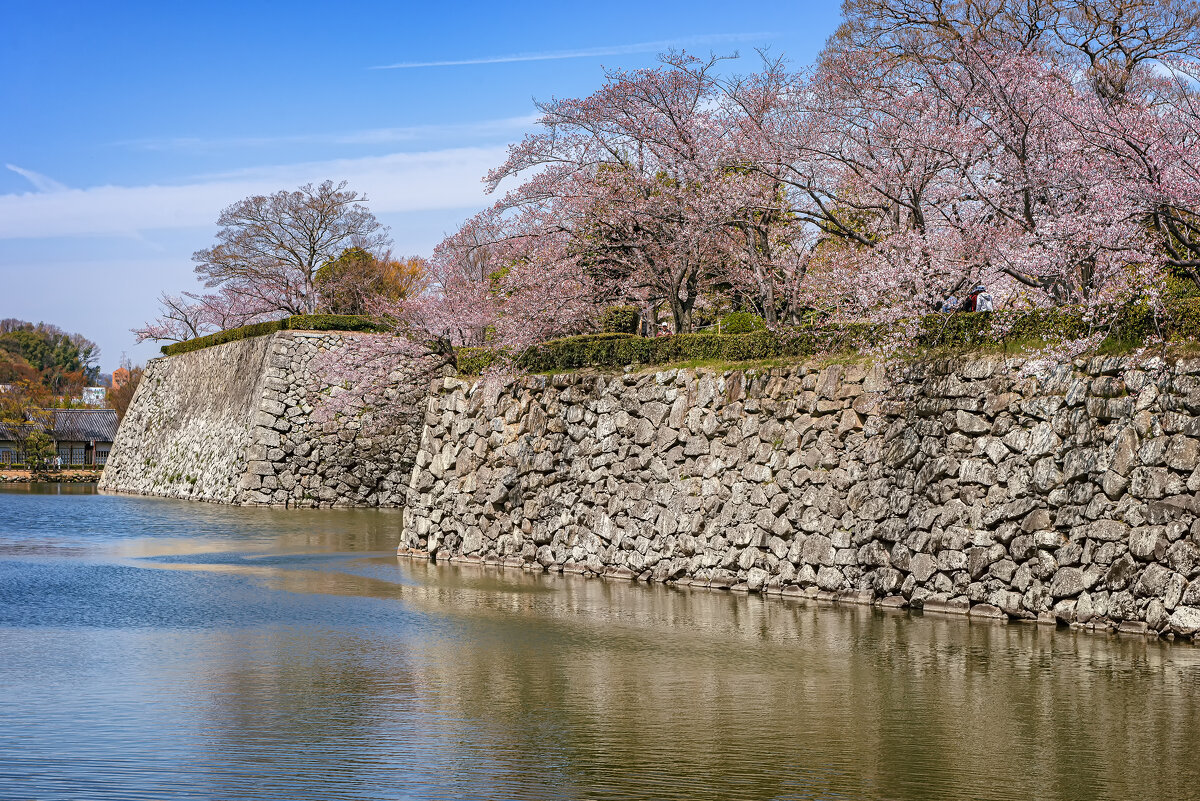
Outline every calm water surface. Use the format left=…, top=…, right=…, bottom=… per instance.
left=1, top=483, right=1198, bottom=801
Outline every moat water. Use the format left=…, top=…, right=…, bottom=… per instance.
left=1, top=484, right=1198, bottom=800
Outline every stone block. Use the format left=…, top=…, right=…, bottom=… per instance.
left=1088, top=519, right=1129, bottom=542
left=1165, top=436, right=1200, bottom=472
left=1168, top=606, right=1200, bottom=635
left=954, top=410, right=989, bottom=435
left=910, top=553, right=938, bottom=583
left=968, top=603, right=1007, bottom=619
left=1129, top=527, right=1169, bottom=561
left=923, top=596, right=970, bottom=615
left=1048, top=567, right=1085, bottom=598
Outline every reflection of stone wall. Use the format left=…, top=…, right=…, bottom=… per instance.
left=100, top=331, right=441, bottom=507
left=389, top=561, right=1200, bottom=799
left=401, top=357, right=1200, bottom=639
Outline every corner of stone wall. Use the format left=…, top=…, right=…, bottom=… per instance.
left=101, top=330, right=443, bottom=510
left=235, top=331, right=446, bottom=508
left=98, top=335, right=274, bottom=503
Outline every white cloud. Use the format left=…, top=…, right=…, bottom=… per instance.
left=5, top=164, right=68, bottom=193
left=116, top=114, right=540, bottom=152
left=0, top=146, right=509, bottom=239
left=371, top=33, right=775, bottom=69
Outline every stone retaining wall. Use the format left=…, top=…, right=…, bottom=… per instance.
left=400, top=356, right=1200, bottom=639
left=99, top=333, right=272, bottom=503
left=100, top=330, right=440, bottom=507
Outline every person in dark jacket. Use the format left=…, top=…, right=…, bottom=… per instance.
left=962, top=286, right=982, bottom=312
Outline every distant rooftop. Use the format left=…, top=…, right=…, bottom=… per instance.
left=50, top=408, right=118, bottom=442
left=0, top=408, right=118, bottom=443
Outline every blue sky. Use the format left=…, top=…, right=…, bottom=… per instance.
left=0, top=1, right=841, bottom=371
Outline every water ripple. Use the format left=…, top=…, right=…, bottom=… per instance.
left=1, top=484, right=1198, bottom=800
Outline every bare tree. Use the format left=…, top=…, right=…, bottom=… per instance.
left=192, top=180, right=389, bottom=315
left=107, top=358, right=144, bottom=422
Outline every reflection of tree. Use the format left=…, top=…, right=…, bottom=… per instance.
left=385, top=566, right=1200, bottom=801
left=136, top=527, right=1200, bottom=801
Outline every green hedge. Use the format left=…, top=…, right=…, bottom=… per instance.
left=455, top=347, right=500, bottom=375
left=160, top=314, right=388, bottom=356
left=454, top=298, right=1200, bottom=375
left=1163, top=297, right=1200, bottom=337
left=718, top=311, right=767, bottom=335
left=913, top=308, right=1090, bottom=348
left=600, top=305, right=641, bottom=334
left=456, top=329, right=881, bottom=375
left=162, top=298, right=1200, bottom=368
left=912, top=300, right=1200, bottom=349
left=286, top=314, right=390, bottom=333
left=160, top=320, right=288, bottom=356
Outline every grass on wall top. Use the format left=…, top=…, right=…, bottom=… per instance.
left=159, top=315, right=389, bottom=356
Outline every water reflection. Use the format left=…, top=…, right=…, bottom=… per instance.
left=1, top=485, right=1198, bottom=800
left=0, top=481, right=99, bottom=495
left=381, top=563, right=1200, bottom=801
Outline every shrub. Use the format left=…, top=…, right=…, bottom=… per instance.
left=455, top=347, right=500, bottom=375
left=998, top=308, right=1088, bottom=342
left=22, top=431, right=55, bottom=470
left=516, top=333, right=647, bottom=372
left=460, top=300, right=1200, bottom=375
left=286, top=314, right=390, bottom=333
left=1165, top=297, right=1200, bottom=339
left=600, top=305, right=641, bottom=334
left=718, top=311, right=766, bottom=335
left=160, top=320, right=287, bottom=356
left=915, top=308, right=1090, bottom=349
left=160, top=314, right=389, bottom=356
left=1165, top=274, right=1200, bottom=301
left=507, top=330, right=799, bottom=373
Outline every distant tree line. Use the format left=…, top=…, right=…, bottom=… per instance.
left=0, top=320, right=100, bottom=392
left=0, top=320, right=108, bottom=465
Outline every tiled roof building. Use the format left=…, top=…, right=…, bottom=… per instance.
left=0, top=408, right=119, bottom=466
left=50, top=409, right=119, bottom=442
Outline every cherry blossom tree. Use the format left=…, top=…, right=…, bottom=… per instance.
left=131, top=293, right=208, bottom=343
left=153, top=1, right=1200, bottom=373
left=826, top=2, right=1200, bottom=319
left=730, top=36, right=1174, bottom=325
left=1075, top=58, right=1200, bottom=282
left=132, top=287, right=279, bottom=343
left=404, top=31, right=1193, bottom=348
left=483, top=53, right=754, bottom=334
left=729, top=48, right=991, bottom=321
left=835, top=0, right=1200, bottom=100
